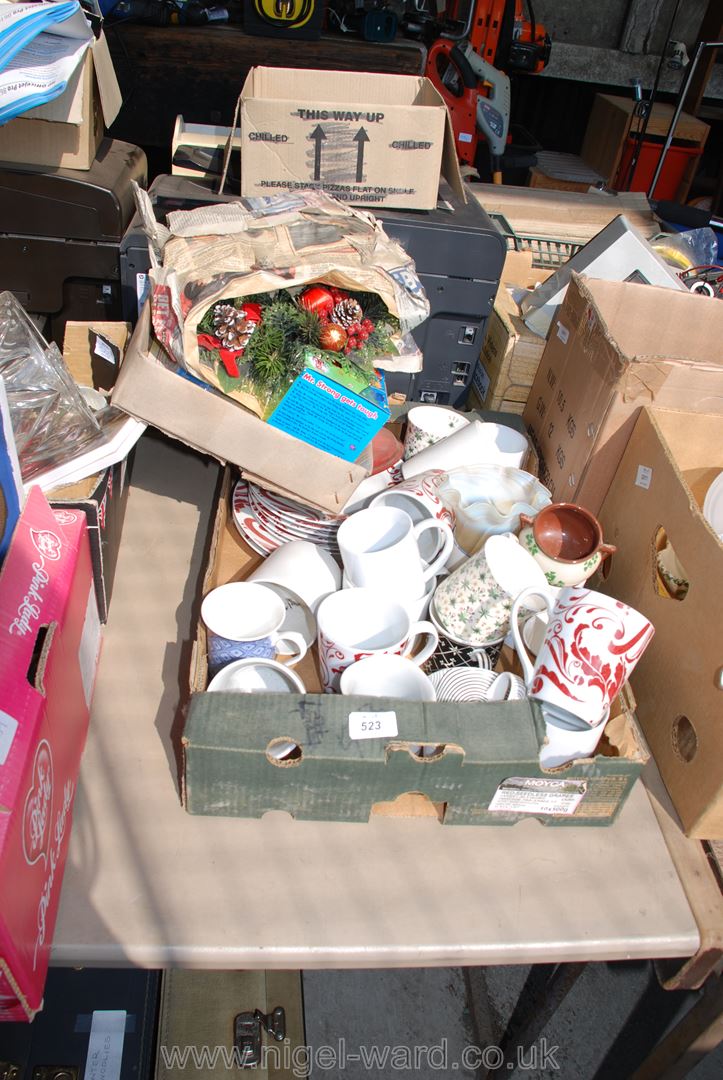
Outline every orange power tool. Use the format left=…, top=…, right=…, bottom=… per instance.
left=425, top=0, right=551, bottom=175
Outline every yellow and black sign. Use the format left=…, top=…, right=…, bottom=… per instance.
left=251, top=0, right=317, bottom=30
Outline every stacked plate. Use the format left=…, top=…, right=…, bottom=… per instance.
left=232, top=479, right=342, bottom=557
left=703, top=471, right=723, bottom=540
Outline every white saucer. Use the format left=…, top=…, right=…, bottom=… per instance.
left=703, top=471, right=723, bottom=539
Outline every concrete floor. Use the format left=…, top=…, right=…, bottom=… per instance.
left=303, top=964, right=723, bottom=1078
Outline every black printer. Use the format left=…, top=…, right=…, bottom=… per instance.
left=377, top=190, right=505, bottom=406
left=0, top=139, right=147, bottom=346
left=119, top=174, right=505, bottom=407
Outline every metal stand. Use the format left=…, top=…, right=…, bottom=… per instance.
left=485, top=963, right=586, bottom=1079
left=648, top=40, right=723, bottom=199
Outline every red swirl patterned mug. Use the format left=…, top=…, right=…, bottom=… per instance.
left=510, top=586, right=654, bottom=727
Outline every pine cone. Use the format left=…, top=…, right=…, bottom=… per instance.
left=213, top=304, right=256, bottom=350
left=331, top=298, right=363, bottom=328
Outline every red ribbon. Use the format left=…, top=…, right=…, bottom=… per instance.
left=197, top=332, right=244, bottom=378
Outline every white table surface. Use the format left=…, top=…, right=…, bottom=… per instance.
left=52, top=433, right=700, bottom=969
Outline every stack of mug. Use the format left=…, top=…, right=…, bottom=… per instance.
left=509, top=586, right=655, bottom=767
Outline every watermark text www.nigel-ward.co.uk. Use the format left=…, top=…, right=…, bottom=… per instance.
left=158, top=1035, right=561, bottom=1075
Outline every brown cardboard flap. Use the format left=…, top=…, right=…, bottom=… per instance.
left=113, top=305, right=367, bottom=515
left=91, top=32, right=122, bottom=128
left=575, top=275, right=723, bottom=367
left=23, top=33, right=121, bottom=129
left=63, top=321, right=130, bottom=386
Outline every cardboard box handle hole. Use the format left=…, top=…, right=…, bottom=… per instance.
left=26, top=623, right=55, bottom=695
left=653, top=526, right=689, bottom=601
left=671, top=715, right=697, bottom=764
left=388, top=743, right=464, bottom=762
left=266, top=738, right=303, bottom=767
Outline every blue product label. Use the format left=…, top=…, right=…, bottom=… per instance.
left=267, top=367, right=389, bottom=461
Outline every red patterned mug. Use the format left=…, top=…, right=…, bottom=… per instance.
left=510, top=586, right=654, bottom=727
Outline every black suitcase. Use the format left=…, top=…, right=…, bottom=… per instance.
left=0, top=968, right=160, bottom=1080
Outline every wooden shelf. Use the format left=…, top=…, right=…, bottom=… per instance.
left=105, top=25, right=426, bottom=151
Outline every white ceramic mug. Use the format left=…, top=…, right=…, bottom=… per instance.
left=201, top=581, right=308, bottom=676
left=316, top=587, right=439, bottom=693
left=207, top=657, right=307, bottom=694
left=337, top=505, right=453, bottom=599
left=247, top=539, right=341, bottom=613
left=403, top=405, right=471, bottom=460
left=247, top=538, right=341, bottom=644
left=432, top=532, right=549, bottom=646
left=370, top=470, right=455, bottom=562
left=340, top=654, right=437, bottom=701
left=402, top=420, right=529, bottom=479
left=343, top=571, right=436, bottom=624
left=539, top=715, right=609, bottom=768
left=510, top=586, right=655, bottom=727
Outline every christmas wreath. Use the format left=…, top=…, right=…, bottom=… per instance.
left=196, top=284, right=401, bottom=410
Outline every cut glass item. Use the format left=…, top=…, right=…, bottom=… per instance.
left=0, top=292, right=100, bottom=481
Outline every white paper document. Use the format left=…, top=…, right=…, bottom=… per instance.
left=0, top=1, right=92, bottom=124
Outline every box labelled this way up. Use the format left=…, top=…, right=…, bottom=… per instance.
left=239, top=67, right=464, bottom=210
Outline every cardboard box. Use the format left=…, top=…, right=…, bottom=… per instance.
left=597, top=407, right=723, bottom=839
left=471, top=285, right=547, bottom=415
left=0, top=488, right=100, bottom=1020
left=49, top=458, right=132, bottom=624
left=47, top=323, right=134, bottom=622
left=239, top=66, right=465, bottom=211
left=522, top=273, right=723, bottom=514
left=0, top=377, right=22, bottom=565
left=112, top=304, right=369, bottom=516
left=0, top=33, right=121, bottom=171
left=469, top=253, right=552, bottom=415
left=62, top=321, right=130, bottom=396
left=181, top=469, right=648, bottom=827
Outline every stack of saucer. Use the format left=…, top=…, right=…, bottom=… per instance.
left=232, top=479, right=341, bottom=556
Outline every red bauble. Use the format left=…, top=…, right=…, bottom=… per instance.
left=319, top=323, right=348, bottom=352
left=299, top=286, right=334, bottom=318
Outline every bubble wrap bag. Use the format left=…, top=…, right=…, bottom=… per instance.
left=0, top=293, right=101, bottom=483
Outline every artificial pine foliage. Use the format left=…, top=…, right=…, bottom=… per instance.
left=196, top=285, right=401, bottom=398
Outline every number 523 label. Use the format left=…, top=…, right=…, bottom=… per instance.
left=348, top=711, right=399, bottom=740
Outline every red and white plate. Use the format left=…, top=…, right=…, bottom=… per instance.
left=231, top=480, right=278, bottom=555
left=232, top=479, right=341, bottom=555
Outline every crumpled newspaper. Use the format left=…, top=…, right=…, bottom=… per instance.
left=133, top=185, right=429, bottom=411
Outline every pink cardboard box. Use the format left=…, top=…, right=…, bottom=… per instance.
left=0, top=487, right=100, bottom=1020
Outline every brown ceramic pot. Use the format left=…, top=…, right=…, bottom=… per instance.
left=519, top=503, right=616, bottom=564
